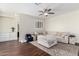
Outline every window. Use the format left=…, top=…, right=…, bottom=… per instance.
left=35, top=21, right=43, bottom=28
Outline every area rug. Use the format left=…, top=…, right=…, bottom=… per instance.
left=30, top=41, right=79, bottom=56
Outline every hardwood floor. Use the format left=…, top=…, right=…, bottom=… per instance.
left=0, top=40, right=50, bottom=56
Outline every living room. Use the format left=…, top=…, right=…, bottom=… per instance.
left=0, top=2, right=79, bottom=56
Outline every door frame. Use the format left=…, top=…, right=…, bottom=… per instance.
left=17, top=24, right=19, bottom=41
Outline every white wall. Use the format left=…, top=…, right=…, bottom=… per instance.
left=45, top=10, right=79, bottom=33
left=19, top=14, right=45, bottom=42
left=45, top=10, right=79, bottom=43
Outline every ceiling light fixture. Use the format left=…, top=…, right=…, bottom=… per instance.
left=35, top=3, right=41, bottom=5
left=44, top=13, right=48, bottom=16
left=39, top=8, right=55, bottom=17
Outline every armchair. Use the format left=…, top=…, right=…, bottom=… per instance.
left=25, top=34, right=33, bottom=43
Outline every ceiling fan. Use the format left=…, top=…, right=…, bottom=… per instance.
left=39, top=8, right=55, bottom=16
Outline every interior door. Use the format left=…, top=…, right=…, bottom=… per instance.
left=0, top=17, right=17, bottom=42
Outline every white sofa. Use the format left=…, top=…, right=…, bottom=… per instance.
left=37, top=31, right=78, bottom=47
left=47, top=32, right=70, bottom=43
left=37, top=35, right=57, bottom=48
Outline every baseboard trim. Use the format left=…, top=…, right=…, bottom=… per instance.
left=0, top=40, right=17, bottom=43
left=0, top=39, right=17, bottom=42
left=19, top=39, right=26, bottom=43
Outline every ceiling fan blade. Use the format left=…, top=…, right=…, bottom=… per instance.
left=39, top=14, right=43, bottom=16
left=48, top=12, right=55, bottom=14
left=48, top=9, right=51, bottom=11
left=45, top=9, right=48, bottom=12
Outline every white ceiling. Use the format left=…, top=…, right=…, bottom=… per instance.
left=0, top=3, right=79, bottom=17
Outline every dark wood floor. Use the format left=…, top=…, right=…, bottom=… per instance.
left=0, top=40, right=50, bottom=56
